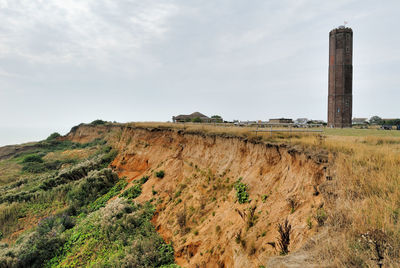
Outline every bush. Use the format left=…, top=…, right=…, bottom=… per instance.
left=67, top=168, right=118, bottom=209
left=48, top=199, right=176, bottom=267
left=234, top=178, right=249, bottom=204
left=277, top=219, right=291, bottom=255
left=120, top=184, right=142, bottom=199
left=90, top=119, right=107, bottom=125
left=21, top=162, right=46, bottom=173
left=22, top=154, right=43, bottom=164
left=46, top=132, right=61, bottom=140
left=155, top=170, right=165, bottom=178
left=138, top=175, right=150, bottom=185
left=1, top=214, right=74, bottom=268
left=88, top=180, right=128, bottom=212
left=315, top=208, right=328, bottom=226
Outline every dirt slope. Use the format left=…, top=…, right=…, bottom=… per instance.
left=66, top=124, right=329, bottom=267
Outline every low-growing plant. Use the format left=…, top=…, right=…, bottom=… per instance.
left=155, top=170, right=165, bottom=178
left=88, top=180, right=128, bottom=212
left=261, top=194, right=268, bottom=203
left=247, top=205, right=258, bottom=229
left=120, top=184, right=142, bottom=200
left=215, top=225, right=221, bottom=234
left=277, top=219, right=291, bottom=255
left=234, top=178, right=249, bottom=204
left=315, top=208, right=328, bottom=226
left=177, top=209, right=186, bottom=229
left=152, top=185, right=158, bottom=195
left=21, top=154, right=44, bottom=164
left=307, top=216, right=313, bottom=229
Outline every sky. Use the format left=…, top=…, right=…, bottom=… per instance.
left=0, top=0, right=399, bottom=145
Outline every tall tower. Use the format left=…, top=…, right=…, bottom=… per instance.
left=328, top=26, right=353, bottom=128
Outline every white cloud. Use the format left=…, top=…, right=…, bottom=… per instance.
left=0, top=0, right=179, bottom=68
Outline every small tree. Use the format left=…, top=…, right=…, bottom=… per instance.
left=91, top=119, right=107, bottom=125
left=211, top=115, right=223, bottom=123
left=369, top=116, right=383, bottom=125
left=46, top=132, right=61, bottom=140
left=192, top=117, right=202, bottom=123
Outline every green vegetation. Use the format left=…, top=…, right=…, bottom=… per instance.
left=120, top=184, right=142, bottom=199
left=191, top=117, right=202, bottom=123
left=90, top=119, right=107, bottom=125
left=0, top=136, right=177, bottom=268
left=46, top=199, right=174, bottom=267
left=88, top=179, right=128, bottom=212
left=155, top=170, right=165, bottom=178
left=46, top=132, right=61, bottom=140
left=306, top=216, right=313, bottom=229
left=211, top=115, right=223, bottom=123
left=120, top=175, right=150, bottom=200
left=261, top=194, right=268, bottom=203
left=234, top=178, right=249, bottom=204
left=315, top=208, right=328, bottom=227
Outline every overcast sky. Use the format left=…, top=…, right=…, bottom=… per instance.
left=0, top=0, right=399, bottom=145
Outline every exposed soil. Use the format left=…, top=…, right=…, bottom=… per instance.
left=66, top=124, right=330, bottom=267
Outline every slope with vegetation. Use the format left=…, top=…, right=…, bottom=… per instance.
left=0, top=128, right=177, bottom=268
left=1, top=121, right=400, bottom=267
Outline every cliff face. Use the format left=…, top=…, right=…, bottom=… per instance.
left=66, top=125, right=328, bottom=267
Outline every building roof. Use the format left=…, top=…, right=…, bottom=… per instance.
left=173, top=112, right=209, bottom=120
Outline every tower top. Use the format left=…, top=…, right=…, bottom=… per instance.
left=330, top=27, right=353, bottom=35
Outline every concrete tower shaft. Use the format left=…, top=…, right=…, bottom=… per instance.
left=328, top=27, right=353, bottom=128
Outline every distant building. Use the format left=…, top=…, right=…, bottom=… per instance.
left=268, top=118, right=294, bottom=124
left=295, top=118, right=308, bottom=125
left=352, top=118, right=368, bottom=125
left=308, top=120, right=326, bottom=125
left=172, top=112, right=212, bottom=123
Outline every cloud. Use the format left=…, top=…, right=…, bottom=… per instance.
left=0, top=0, right=179, bottom=70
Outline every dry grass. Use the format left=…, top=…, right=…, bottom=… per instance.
left=0, top=159, right=22, bottom=186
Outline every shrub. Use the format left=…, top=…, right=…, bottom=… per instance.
left=90, top=119, right=107, bottom=125
left=120, top=184, right=142, bottom=200
left=22, top=154, right=43, bottom=164
left=21, top=162, right=46, bottom=173
left=247, top=205, right=258, bottom=229
left=277, top=219, right=291, bottom=255
left=307, top=216, right=313, bottom=229
left=88, top=180, right=128, bottom=212
left=315, top=208, right=328, bottom=226
left=50, top=199, right=175, bottom=267
left=1, top=214, right=75, bottom=268
left=67, top=168, right=118, bottom=209
left=177, top=209, right=186, bottom=229
left=234, top=178, right=249, bottom=204
left=46, top=132, right=61, bottom=140
left=155, top=170, right=165, bottom=178
left=191, top=117, right=202, bottom=123
left=261, top=194, right=268, bottom=203
left=138, top=175, right=150, bottom=185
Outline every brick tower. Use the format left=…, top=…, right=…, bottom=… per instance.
left=328, top=26, right=353, bottom=128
